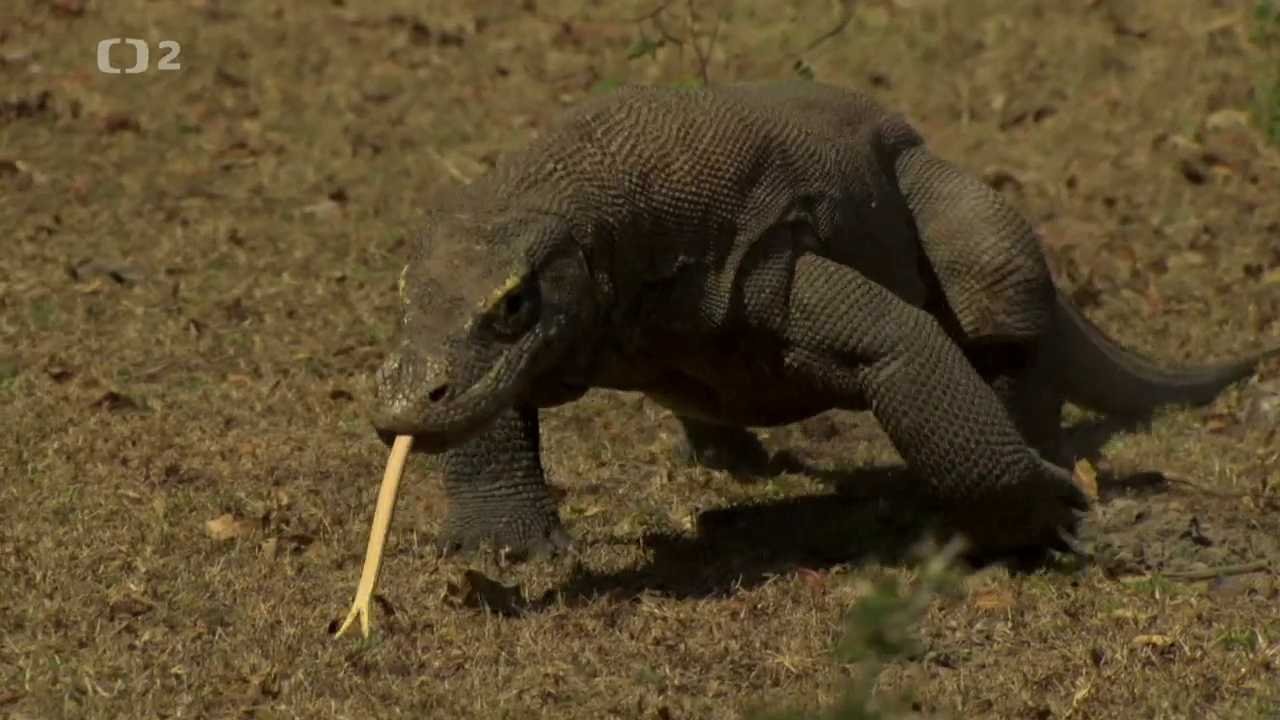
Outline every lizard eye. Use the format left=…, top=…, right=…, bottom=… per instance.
left=502, top=291, right=525, bottom=318
left=489, top=283, right=539, bottom=339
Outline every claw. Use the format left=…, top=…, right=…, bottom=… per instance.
left=435, top=516, right=572, bottom=563
left=1055, top=525, right=1092, bottom=558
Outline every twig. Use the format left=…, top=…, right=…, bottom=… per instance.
left=1161, top=560, right=1271, bottom=581
left=683, top=0, right=716, bottom=85
left=802, top=0, right=856, bottom=54
left=625, top=0, right=679, bottom=24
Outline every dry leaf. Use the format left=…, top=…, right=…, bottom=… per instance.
left=1073, top=459, right=1100, bottom=501
left=1203, top=413, right=1234, bottom=433
left=971, top=588, right=1016, bottom=611
left=205, top=513, right=256, bottom=541
left=443, top=570, right=525, bottom=616
left=565, top=502, right=604, bottom=519
left=1132, top=634, right=1174, bottom=648
left=259, top=537, right=279, bottom=561
left=1204, top=109, right=1250, bottom=131
left=91, top=390, right=142, bottom=413
left=796, top=568, right=828, bottom=593
left=298, top=198, right=342, bottom=220
left=108, top=596, right=154, bottom=619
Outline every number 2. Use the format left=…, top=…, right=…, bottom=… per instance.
left=157, top=40, right=181, bottom=71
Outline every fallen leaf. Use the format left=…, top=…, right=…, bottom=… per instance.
left=1073, top=459, right=1100, bottom=501
left=205, top=513, right=257, bottom=541
left=298, top=198, right=342, bottom=220
left=443, top=570, right=525, bottom=616
left=45, top=362, right=73, bottom=383
left=108, top=596, right=153, bottom=619
left=566, top=503, right=604, bottom=519
left=51, top=0, right=86, bottom=17
left=1203, top=413, right=1234, bottom=433
left=1204, top=108, right=1250, bottom=131
left=1132, top=634, right=1174, bottom=648
left=259, top=537, right=279, bottom=561
left=100, top=112, right=141, bottom=134
left=796, top=568, right=828, bottom=593
left=91, top=390, right=142, bottom=413
left=971, top=588, right=1016, bottom=612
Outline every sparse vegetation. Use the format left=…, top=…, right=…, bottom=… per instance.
left=1253, top=0, right=1280, bottom=144
left=752, top=542, right=965, bottom=720
left=2, top=0, right=1279, bottom=718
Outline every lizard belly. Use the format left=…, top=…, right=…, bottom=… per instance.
left=630, top=339, right=840, bottom=427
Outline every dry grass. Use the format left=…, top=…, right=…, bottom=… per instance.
left=3, top=0, right=1280, bottom=718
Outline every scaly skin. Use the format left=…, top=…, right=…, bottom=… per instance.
left=369, top=80, right=1277, bottom=559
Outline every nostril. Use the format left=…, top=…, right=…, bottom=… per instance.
left=428, top=384, right=450, bottom=403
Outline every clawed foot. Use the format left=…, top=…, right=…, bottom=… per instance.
left=950, top=456, right=1094, bottom=560
left=435, top=510, right=572, bottom=562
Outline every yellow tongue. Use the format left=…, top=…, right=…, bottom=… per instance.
left=334, top=434, right=414, bottom=639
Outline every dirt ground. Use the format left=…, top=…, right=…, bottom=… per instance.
left=3, top=0, right=1280, bottom=718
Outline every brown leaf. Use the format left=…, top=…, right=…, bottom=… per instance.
left=45, top=361, right=73, bottom=383
left=51, top=0, right=86, bottom=17
left=1073, top=459, right=1100, bottom=501
left=259, top=537, right=279, bottom=561
left=1203, top=413, right=1235, bottom=433
left=298, top=198, right=343, bottom=220
left=796, top=568, right=828, bottom=593
left=1132, top=634, right=1174, bottom=648
left=205, top=513, right=257, bottom=541
left=971, top=588, right=1016, bottom=612
left=443, top=570, right=525, bottom=616
left=108, top=596, right=153, bottom=619
left=91, top=390, right=142, bottom=413
left=100, top=112, right=141, bottom=134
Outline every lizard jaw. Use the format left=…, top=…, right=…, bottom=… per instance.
left=370, top=333, right=539, bottom=452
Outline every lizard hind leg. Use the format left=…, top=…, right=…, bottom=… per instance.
left=774, top=254, right=1089, bottom=555
left=970, top=341, right=1069, bottom=467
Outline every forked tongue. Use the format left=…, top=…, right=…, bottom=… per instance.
left=334, top=434, right=413, bottom=639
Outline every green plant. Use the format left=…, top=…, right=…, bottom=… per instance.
left=1252, top=0, right=1280, bottom=144
left=751, top=541, right=965, bottom=720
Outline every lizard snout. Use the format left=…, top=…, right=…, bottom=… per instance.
left=369, top=351, right=455, bottom=439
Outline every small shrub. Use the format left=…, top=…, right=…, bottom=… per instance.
left=750, top=541, right=965, bottom=720
left=1253, top=0, right=1280, bottom=144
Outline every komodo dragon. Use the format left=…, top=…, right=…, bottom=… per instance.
left=368, top=80, right=1278, bottom=559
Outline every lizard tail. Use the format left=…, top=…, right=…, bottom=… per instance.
left=1050, top=291, right=1279, bottom=417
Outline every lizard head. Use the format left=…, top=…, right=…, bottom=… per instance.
left=369, top=207, right=593, bottom=452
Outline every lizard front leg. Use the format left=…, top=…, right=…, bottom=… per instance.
left=961, top=340, right=1068, bottom=465
left=769, top=253, right=1089, bottom=554
left=437, top=406, right=569, bottom=560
